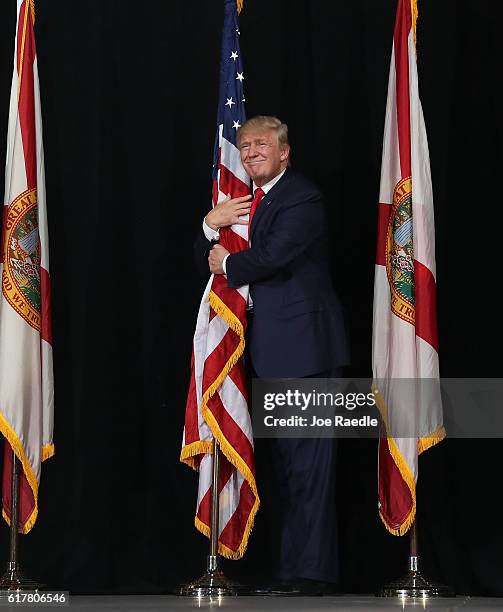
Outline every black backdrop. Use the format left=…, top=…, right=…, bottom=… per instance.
left=0, top=0, right=502, bottom=596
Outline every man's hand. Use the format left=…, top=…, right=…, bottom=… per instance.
left=205, top=194, right=252, bottom=230
left=208, top=244, right=230, bottom=275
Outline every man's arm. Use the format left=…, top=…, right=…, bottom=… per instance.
left=205, top=194, right=252, bottom=230
left=193, top=194, right=252, bottom=277
left=194, top=229, right=217, bottom=277
left=225, top=193, right=325, bottom=288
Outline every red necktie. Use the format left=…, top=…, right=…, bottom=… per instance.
left=249, top=187, right=265, bottom=230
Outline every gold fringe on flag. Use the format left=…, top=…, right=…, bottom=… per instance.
left=372, top=384, right=446, bottom=536
left=236, top=0, right=244, bottom=14
left=18, top=0, right=31, bottom=99
left=28, top=0, right=36, bottom=23
left=180, top=288, right=260, bottom=559
left=411, top=0, right=418, bottom=46
left=0, top=413, right=54, bottom=534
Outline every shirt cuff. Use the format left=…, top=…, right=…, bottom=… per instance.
left=203, top=218, right=220, bottom=241
left=222, top=254, right=230, bottom=275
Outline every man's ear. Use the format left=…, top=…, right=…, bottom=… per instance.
left=280, top=145, right=290, bottom=162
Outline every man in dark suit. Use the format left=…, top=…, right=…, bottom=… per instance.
left=201, top=116, right=349, bottom=593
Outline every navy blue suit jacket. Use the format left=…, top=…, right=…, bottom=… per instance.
left=196, top=169, right=349, bottom=378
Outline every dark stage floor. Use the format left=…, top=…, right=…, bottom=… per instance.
left=24, top=595, right=501, bottom=611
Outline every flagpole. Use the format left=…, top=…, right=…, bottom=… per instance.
left=376, top=520, right=454, bottom=598
left=0, top=450, right=41, bottom=592
left=179, top=439, right=247, bottom=597
left=209, top=438, right=221, bottom=563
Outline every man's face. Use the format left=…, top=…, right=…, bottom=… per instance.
left=238, top=128, right=289, bottom=187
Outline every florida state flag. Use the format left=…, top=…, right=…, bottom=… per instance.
left=372, top=0, right=445, bottom=535
left=0, top=0, right=54, bottom=533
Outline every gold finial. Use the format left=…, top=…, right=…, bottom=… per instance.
left=411, top=0, right=418, bottom=46
left=236, top=0, right=243, bottom=14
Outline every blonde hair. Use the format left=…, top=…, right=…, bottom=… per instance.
left=237, top=115, right=289, bottom=148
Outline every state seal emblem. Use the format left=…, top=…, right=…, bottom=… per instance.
left=386, top=177, right=415, bottom=326
left=1, top=187, right=41, bottom=331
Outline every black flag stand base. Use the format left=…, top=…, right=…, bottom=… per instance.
left=179, top=440, right=249, bottom=597
left=377, top=521, right=454, bottom=598
left=0, top=562, right=41, bottom=592
left=178, top=554, right=244, bottom=598
left=0, top=451, right=42, bottom=594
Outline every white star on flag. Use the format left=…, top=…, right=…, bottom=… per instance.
left=232, top=120, right=241, bottom=130
left=236, top=72, right=244, bottom=82
left=230, top=51, right=238, bottom=61
left=225, top=97, right=235, bottom=108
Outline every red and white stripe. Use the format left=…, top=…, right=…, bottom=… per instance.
left=181, top=129, right=258, bottom=559
left=373, top=0, right=444, bottom=536
left=0, top=0, right=54, bottom=534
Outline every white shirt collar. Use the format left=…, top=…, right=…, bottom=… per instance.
left=253, top=168, right=286, bottom=195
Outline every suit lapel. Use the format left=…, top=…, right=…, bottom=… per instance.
left=250, top=169, right=293, bottom=241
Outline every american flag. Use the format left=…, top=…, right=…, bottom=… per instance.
left=180, top=0, right=259, bottom=560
